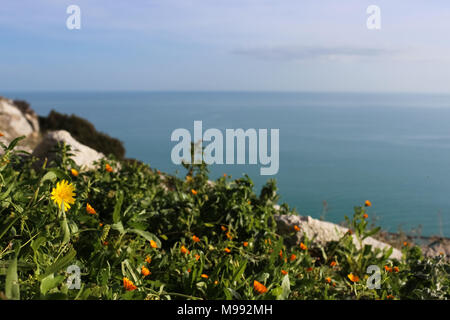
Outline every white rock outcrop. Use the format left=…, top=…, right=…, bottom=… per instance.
left=275, top=214, right=402, bottom=260
left=32, top=130, right=104, bottom=169
left=0, top=97, right=37, bottom=142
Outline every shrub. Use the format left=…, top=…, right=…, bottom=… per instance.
left=0, top=137, right=448, bottom=300
left=39, top=110, right=125, bottom=159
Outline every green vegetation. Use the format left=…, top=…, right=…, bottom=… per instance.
left=0, top=136, right=449, bottom=300
left=39, top=110, right=125, bottom=159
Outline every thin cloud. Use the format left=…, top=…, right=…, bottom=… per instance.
left=232, top=46, right=395, bottom=61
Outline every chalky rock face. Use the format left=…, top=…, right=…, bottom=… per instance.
left=33, top=130, right=105, bottom=169
left=0, top=97, right=37, bottom=143
left=275, top=214, right=403, bottom=260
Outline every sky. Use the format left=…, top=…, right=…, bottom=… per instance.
left=1, top=0, right=450, bottom=93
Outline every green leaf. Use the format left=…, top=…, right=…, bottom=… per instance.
left=128, top=229, right=161, bottom=247
left=5, top=242, right=21, bottom=300
left=40, top=274, right=65, bottom=295
left=40, top=248, right=76, bottom=280
left=277, top=275, right=291, bottom=300
left=113, top=191, right=124, bottom=224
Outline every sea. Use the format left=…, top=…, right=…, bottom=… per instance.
left=5, top=91, right=450, bottom=237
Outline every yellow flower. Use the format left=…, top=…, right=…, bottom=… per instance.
left=150, top=240, right=158, bottom=248
left=86, top=203, right=96, bottom=215
left=50, top=180, right=76, bottom=210
left=348, top=273, right=360, bottom=283
left=253, top=280, right=267, bottom=294
left=123, top=277, right=137, bottom=291
left=364, top=200, right=372, bottom=207
left=141, top=266, right=151, bottom=277
left=70, top=168, right=79, bottom=177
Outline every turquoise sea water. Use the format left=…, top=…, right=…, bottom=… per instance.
left=6, top=91, right=450, bottom=237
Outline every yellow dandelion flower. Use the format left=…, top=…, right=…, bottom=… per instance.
left=50, top=180, right=76, bottom=211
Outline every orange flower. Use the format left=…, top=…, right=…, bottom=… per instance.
left=243, top=241, right=249, bottom=247
left=224, top=247, right=231, bottom=253
left=150, top=240, right=158, bottom=248
left=363, top=213, right=368, bottom=219
left=223, top=173, right=227, bottom=177
left=364, top=200, right=372, bottom=207
left=325, top=277, right=332, bottom=284
left=384, top=265, right=392, bottom=273
left=281, top=270, right=288, bottom=275
left=294, top=225, right=300, bottom=232
left=289, top=254, right=296, bottom=261
left=99, top=223, right=103, bottom=227
left=226, top=231, right=233, bottom=240
left=200, top=274, right=209, bottom=279
left=253, top=280, right=267, bottom=294
left=403, top=241, right=409, bottom=247
left=123, top=277, right=137, bottom=291
left=191, top=189, right=197, bottom=195
left=386, top=294, right=395, bottom=300
left=306, top=267, right=313, bottom=272
left=145, top=256, right=152, bottom=264
left=141, top=266, right=151, bottom=277
left=214, top=280, right=219, bottom=285
left=346, top=230, right=353, bottom=235
left=180, top=245, right=190, bottom=255
left=86, top=203, right=96, bottom=215
left=195, top=254, right=200, bottom=261
left=393, top=266, right=399, bottom=273
left=105, top=163, right=113, bottom=172
left=70, top=169, right=79, bottom=177
left=279, top=250, right=283, bottom=259
left=330, top=261, right=337, bottom=267
left=348, top=273, right=360, bottom=283
left=300, top=242, right=308, bottom=251
left=0, top=132, right=3, bottom=137
left=247, top=200, right=251, bottom=205
left=192, top=235, right=200, bottom=243
left=187, top=269, right=191, bottom=273
left=221, top=225, right=227, bottom=232
left=102, top=241, right=108, bottom=246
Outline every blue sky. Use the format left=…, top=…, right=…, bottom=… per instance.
left=1, top=0, right=450, bottom=93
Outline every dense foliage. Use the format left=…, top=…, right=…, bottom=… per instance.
left=39, top=110, right=125, bottom=159
left=0, top=137, right=448, bottom=300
